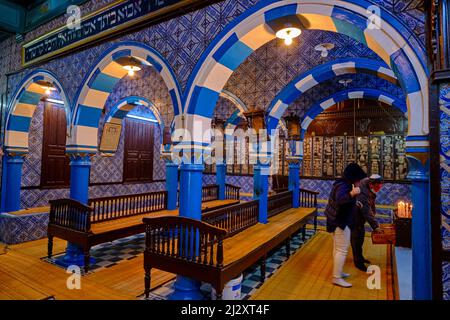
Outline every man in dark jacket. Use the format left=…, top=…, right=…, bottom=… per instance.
left=351, top=174, right=383, bottom=271
left=325, top=163, right=367, bottom=288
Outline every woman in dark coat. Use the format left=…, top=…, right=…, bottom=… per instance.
left=324, top=163, right=367, bottom=288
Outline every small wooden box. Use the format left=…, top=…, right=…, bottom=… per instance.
left=371, top=223, right=396, bottom=245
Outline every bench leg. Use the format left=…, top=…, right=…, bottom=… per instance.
left=84, top=248, right=90, bottom=274
left=302, top=226, right=306, bottom=242
left=260, top=256, right=266, bottom=282
left=144, top=266, right=152, bottom=299
left=286, top=238, right=291, bottom=259
left=314, top=212, right=318, bottom=233
left=47, top=235, right=53, bottom=258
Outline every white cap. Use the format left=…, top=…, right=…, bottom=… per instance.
left=369, top=174, right=383, bottom=183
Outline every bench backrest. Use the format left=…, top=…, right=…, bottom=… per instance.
left=49, top=199, right=93, bottom=232
left=300, top=188, right=319, bottom=208
left=225, top=184, right=240, bottom=200
left=268, top=190, right=293, bottom=218
left=202, top=200, right=259, bottom=237
left=88, top=190, right=167, bottom=223
left=201, top=184, right=219, bottom=202
left=144, top=216, right=227, bottom=268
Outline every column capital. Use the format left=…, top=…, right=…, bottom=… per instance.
left=67, top=152, right=92, bottom=165
left=286, top=155, right=302, bottom=166
left=4, top=152, right=26, bottom=161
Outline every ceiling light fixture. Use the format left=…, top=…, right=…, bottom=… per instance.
left=116, top=56, right=143, bottom=77
left=276, top=27, right=302, bottom=46
left=314, top=43, right=335, bottom=58
left=339, top=78, right=353, bottom=87
left=36, top=80, right=56, bottom=95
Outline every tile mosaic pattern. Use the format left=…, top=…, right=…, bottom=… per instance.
left=300, top=179, right=411, bottom=205
left=0, top=212, right=49, bottom=244
left=440, top=82, right=450, bottom=299
left=144, top=228, right=315, bottom=300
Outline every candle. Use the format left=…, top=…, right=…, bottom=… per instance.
left=398, top=201, right=405, bottom=218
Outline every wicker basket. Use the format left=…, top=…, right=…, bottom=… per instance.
left=371, top=223, right=396, bottom=245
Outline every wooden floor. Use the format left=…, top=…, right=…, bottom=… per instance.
left=251, top=231, right=394, bottom=300
left=0, top=199, right=240, bottom=300
left=0, top=202, right=395, bottom=300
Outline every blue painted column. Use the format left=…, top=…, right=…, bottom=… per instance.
left=288, top=159, right=300, bottom=208
left=216, top=162, right=226, bottom=200
left=60, top=154, right=92, bottom=266
left=169, top=163, right=204, bottom=300
left=166, top=162, right=178, bottom=210
left=4, top=154, right=25, bottom=212
left=407, top=156, right=432, bottom=300
left=253, top=163, right=270, bottom=224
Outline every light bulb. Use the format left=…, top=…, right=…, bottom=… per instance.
left=285, top=37, right=293, bottom=46
left=128, top=69, right=135, bottom=77
left=45, top=87, right=51, bottom=95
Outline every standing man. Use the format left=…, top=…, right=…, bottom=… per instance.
left=351, top=174, right=384, bottom=271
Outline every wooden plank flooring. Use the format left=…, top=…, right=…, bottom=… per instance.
left=0, top=237, right=174, bottom=300
left=250, top=231, right=394, bottom=300
left=0, top=199, right=240, bottom=300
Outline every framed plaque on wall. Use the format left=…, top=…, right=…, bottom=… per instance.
left=100, top=123, right=122, bottom=155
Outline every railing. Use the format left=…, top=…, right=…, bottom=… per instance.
left=225, top=184, right=240, bottom=200
left=88, top=191, right=167, bottom=223
left=203, top=200, right=259, bottom=237
left=49, top=199, right=92, bottom=232
left=268, top=190, right=293, bottom=218
left=299, top=188, right=319, bottom=208
left=144, top=216, right=226, bottom=267
left=202, top=184, right=219, bottom=202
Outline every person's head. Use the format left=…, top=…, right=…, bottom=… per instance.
left=343, top=163, right=367, bottom=184
left=369, top=174, right=383, bottom=193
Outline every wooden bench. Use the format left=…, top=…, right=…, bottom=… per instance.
left=47, top=185, right=241, bottom=272
left=143, top=189, right=319, bottom=299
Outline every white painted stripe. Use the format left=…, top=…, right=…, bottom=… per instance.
left=301, top=116, right=313, bottom=129
left=379, top=95, right=395, bottom=105
left=348, top=91, right=364, bottom=99
left=320, top=98, right=335, bottom=110
left=295, top=74, right=318, bottom=93
left=198, top=62, right=233, bottom=93
left=332, top=62, right=356, bottom=75
left=405, top=140, right=429, bottom=147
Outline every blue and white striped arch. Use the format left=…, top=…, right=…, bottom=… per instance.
left=4, top=69, right=70, bottom=155
left=100, top=96, right=164, bottom=155
left=299, top=88, right=407, bottom=144
left=182, top=0, right=429, bottom=159
left=68, top=42, right=181, bottom=154
left=266, top=57, right=399, bottom=132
